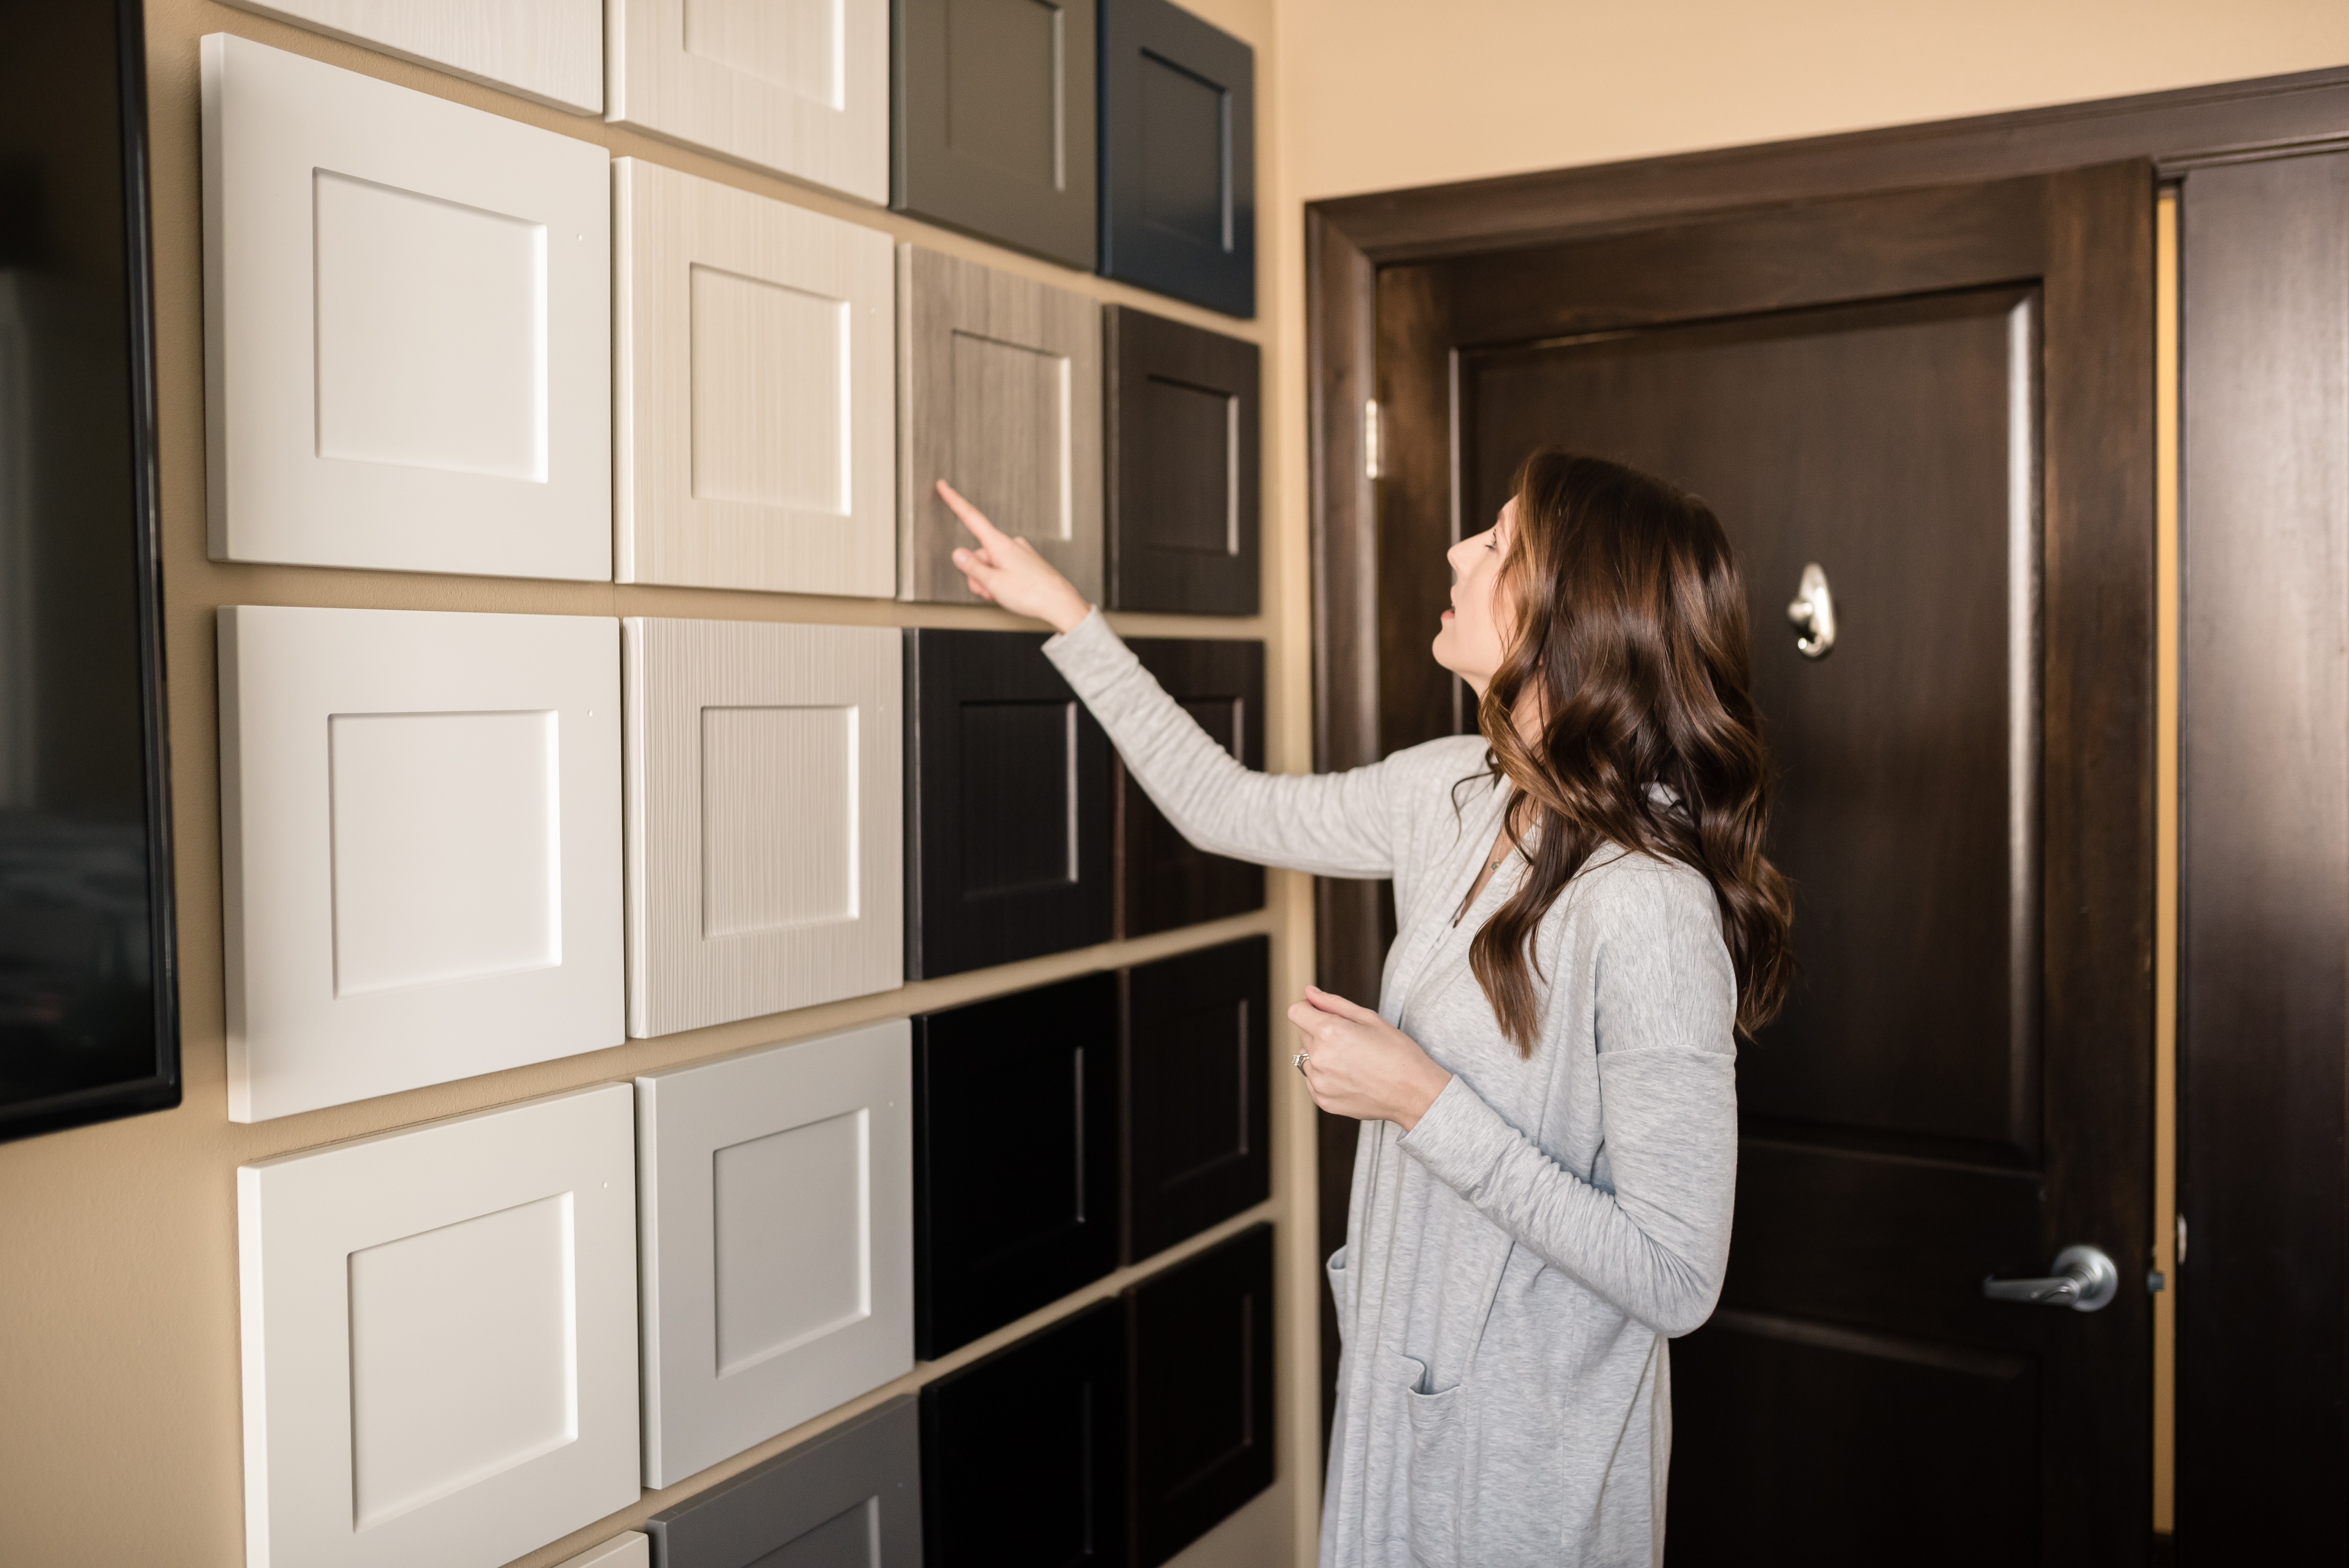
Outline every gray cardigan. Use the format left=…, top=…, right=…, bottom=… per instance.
left=1045, top=612, right=1739, bottom=1568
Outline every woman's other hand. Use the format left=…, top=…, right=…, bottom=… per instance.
left=1288, top=986, right=1454, bottom=1130
left=940, top=480, right=1093, bottom=633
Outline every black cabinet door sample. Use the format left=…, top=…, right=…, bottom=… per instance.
left=914, top=973, right=1121, bottom=1358
left=921, top=1300, right=1127, bottom=1568
left=645, top=1395, right=922, bottom=1568
left=1126, top=1223, right=1275, bottom=1564
left=893, top=0, right=1097, bottom=268
left=1123, top=937, right=1269, bottom=1263
left=1114, top=639, right=1264, bottom=938
left=1097, top=0, right=1255, bottom=315
left=1103, top=308, right=1261, bottom=616
left=905, top=629, right=1112, bottom=979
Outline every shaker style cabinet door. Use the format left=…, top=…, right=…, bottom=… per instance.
left=1104, top=306, right=1260, bottom=615
left=214, top=0, right=605, bottom=112
left=897, top=246, right=1104, bottom=604
left=1097, top=0, right=1255, bottom=316
left=645, top=1397, right=923, bottom=1567
left=608, top=0, right=888, bottom=201
left=1122, top=937, right=1269, bottom=1263
left=902, top=629, right=1112, bottom=977
left=614, top=161, right=896, bottom=596
left=1114, top=638, right=1265, bottom=938
left=919, top=1302, right=1127, bottom=1568
left=912, top=974, right=1120, bottom=1358
left=891, top=0, right=1096, bottom=266
left=1125, top=1224, right=1275, bottom=1566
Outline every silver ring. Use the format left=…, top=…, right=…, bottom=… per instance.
left=1293, top=1051, right=1311, bottom=1074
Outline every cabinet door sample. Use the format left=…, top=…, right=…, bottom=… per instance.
left=903, top=629, right=1112, bottom=977
left=1103, top=308, right=1260, bottom=614
left=1097, top=0, right=1254, bottom=317
left=218, top=607, right=622, bottom=1121
left=646, top=1396, right=921, bottom=1567
left=615, top=162, right=895, bottom=596
left=608, top=0, right=887, bottom=201
left=200, top=35, right=610, bottom=580
left=214, top=0, right=604, bottom=113
left=1122, top=937, right=1268, bottom=1263
left=891, top=0, right=1096, bottom=267
left=1125, top=1223, right=1274, bottom=1565
left=625, top=618, right=902, bottom=1036
left=897, top=246, right=1104, bottom=604
left=637, top=1021, right=912, bottom=1487
left=237, top=1085, right=639, bottom=1568
left=1114, top=639, right=1264, bottom=938
left=919, top=1302, right=1126, bottom=1568
left=913, top=973, right=1119, bottom=1357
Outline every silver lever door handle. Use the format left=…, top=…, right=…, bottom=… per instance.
left=1785, top=562, right=1836, bottom=659
left=1982, top=1244, right=2119, bottom=1312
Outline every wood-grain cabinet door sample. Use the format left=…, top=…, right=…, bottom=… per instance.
left=214, top=0, right=604, bottom=113
left=903, top=627, right=1112, bottom=977
left=608, top=0, right=888, bottom=201
left=615, top=161, right=896, bottom=596
left=891, top=0, right=1096, bottom=266
left=218, top=606, right=622, bottom=1122
left=1125, top=1222, right=1274, bottom=1566
left=1114, top=637, right=1265, bottom=936
left=898, top=246, right=1104, bottom=604
left=200, top=35, right=611, bottom=580
left=624, top=618, right=902, bottom=1037
left=1104, top=308, right=1260, bottom=614
left=1098, top=0, right=1254, bottom=317
left=919, top=1301, right=1126, bottom=1568
left=1123, top=936, right=1268, bottom=1263
left=636, top=1021, right=913, bottom=1488
left=237, top=1085, right=641, bottom=1568
left=647, top=1395, right=922, bottom=1566
left=912, top=972, right=1120, bottom=1357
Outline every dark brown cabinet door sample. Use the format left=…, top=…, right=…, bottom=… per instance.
left=920, top=1300, right=1127, bottom=1568
left=1113, top=638, right=1264, bottom=937
left=913, top=972, right=1121, bottom=1358
left=1097, top=0, right=1255, bottom=316
left=1104, top=308, right=1261, bottom=615
left=904, top=629, right=1112, bottom=978
left=1122, top=936, right=1268, bottom=1263
left=645, top=1396, right=923, bottom=1567
left=1125, top=1223, right=1274, bottom=1565
left=892, top=0, right=1097, bottom=268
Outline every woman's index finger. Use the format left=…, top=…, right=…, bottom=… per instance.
left=935, top=479, right=1004, bottom=542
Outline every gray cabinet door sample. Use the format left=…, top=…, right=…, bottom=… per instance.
left=645, top=1396, right=921, bottom=1568
left=1122, top=937, right=1268, bottom=1263
left=1097, top=0, right=1254, bottom=316
left=892, top=0, right=1097, bottom=268
left=1113, top=637, right=1265, bottom=938
left=1104, top=308, right=1260, bottom=614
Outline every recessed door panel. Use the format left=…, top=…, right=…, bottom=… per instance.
left=1098, top=0, right=1255, bottom=315
left=645, top=1396, right=921, bottom=1566
left=1123, top=936, right=1269, bottom=1262
left=1113, top=638, right=1264, bottom=937
left=1104, top=307, right=1260, bottom=614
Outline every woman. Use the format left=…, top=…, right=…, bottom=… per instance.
left=941, top=447, right=1792, bottom=1567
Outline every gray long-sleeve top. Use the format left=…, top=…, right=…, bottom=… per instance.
left=1044, top=612, right=1739, bottom=1568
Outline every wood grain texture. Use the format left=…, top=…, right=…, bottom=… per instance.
left=1113, top=638, right=1264, bottom=939
left=216, top=0, right=604, bottom=113
left=1104, top=306, right=1260, bottom=615
left=606, top=0, right=888, bottom=202
left=1097, top=0, right=1255, bottom=317
left=614, top=159, right=896, bottom=596
left=1121, top=937, right=1268, bottom=1264
left=897, top=245, right=1103, bottom=603
left=645, top=1396, right=921, bottom=1567
left=623, top=617, right=902, bottom=1039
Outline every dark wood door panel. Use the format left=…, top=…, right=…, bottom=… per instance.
left=1113, top=638, right=1265, bottom=938
left=646, top=1396, right=922, bottom=1568
left=1098, top=0, right=1256, bottom=317
left=1122, top=936, right=1269, bottom=1263
left=1104, top=307, right=1262, bottom=614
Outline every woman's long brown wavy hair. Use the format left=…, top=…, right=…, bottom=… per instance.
left=1467, top=448, right=1793, bottom=1052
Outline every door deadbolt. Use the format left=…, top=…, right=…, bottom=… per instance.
left=1786, top=563, right=1836, bottom=659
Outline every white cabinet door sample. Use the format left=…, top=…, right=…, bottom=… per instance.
left=215, top=0, right=605, bottom=114
left=637, top=1021, right=913, bottom=1487
left=201, top=34, right=611, bottom=580
left=237, top=1083, right=640, bottom=1568
left=624, top=618, right=901, bottom=1037
left=607, top=0, right=887, bottom=203
left=219, top=606, right=623, bottom=1122
left=615, top=160, right=895, bottom=596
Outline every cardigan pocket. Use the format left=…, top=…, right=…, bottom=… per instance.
left=1395, top=1354, right=1465, bottom=1566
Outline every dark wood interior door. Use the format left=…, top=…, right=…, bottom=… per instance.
left=1370, top=168, right=2153, bottom=1562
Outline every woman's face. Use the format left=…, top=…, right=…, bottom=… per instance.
left=1433, top=499, right=1517, bottom=694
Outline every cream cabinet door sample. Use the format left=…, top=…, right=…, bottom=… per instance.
left=615, top=161, right=895, bottom=596
left=897, top=245, right=1102, bottom=604
left=215, top=0, right=604, bottom=113
left=637, top=1021, right=913, bottom=1487
left=201, top=34, right=610, bottom=580
left=219, top=606, right=623, bottom=1122
left=607, top=0, right=887, bottom=202
left=624, top=617, right=901, bottom=1036
left=237, top=1083, right=639, bottom=1568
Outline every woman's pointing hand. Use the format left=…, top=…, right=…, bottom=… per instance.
left=940, top=480, right=1093, bottom=633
